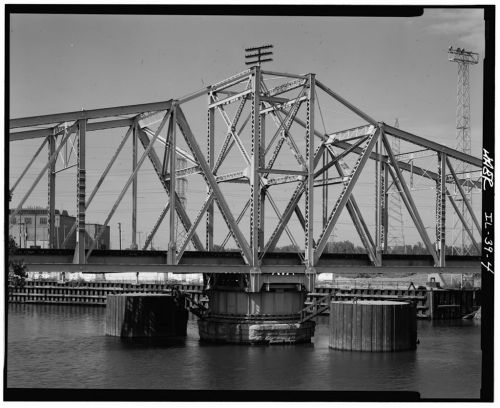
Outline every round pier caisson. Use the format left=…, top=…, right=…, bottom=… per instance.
left=329, top=300, right=417, bottom=352
left=198, top=290, right=315, bottom=344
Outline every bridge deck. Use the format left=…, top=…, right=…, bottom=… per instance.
left=11, top=249, right=480, bottom=274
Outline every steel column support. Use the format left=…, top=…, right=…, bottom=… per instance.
left=259, top=118, right=266, bottom=248
left=168, top=104, right=178, bottom=264
left=383, top=162, right=389, bottom=253
left=47, top=133, right=56, bottom=248
left=375, top=134, right=386, bottom=263
left=305, top=74, right=316, bottom=269
left=131, top=122, right=138, bottom=249
left=250, top=66, right=262, bottom=267
left=322, top=150, right=328, bottom=228
left=74, top=120, right=86, bottom=264
left=436, top=152, right=447, bottom=267
left=383, top=134, right=439, bottom=265
left=206, top=99, right=215, bottom=251
left=375, top=137, right=382, bottom=263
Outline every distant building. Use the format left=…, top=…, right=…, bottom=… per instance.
left=8, top=207, right=110, bottom=250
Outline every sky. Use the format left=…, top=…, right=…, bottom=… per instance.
left=7, top=7, right=486, bottom=252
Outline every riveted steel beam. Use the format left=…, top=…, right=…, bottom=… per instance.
left=383, top=123, right=481, bottom=167
left=316, top=80, right=378, bottom=126
left=47, top=133, right=56, bottom=248
left=305, top=74, right=316, bottom=268
left=10, top=101, right=173, bottom=129
left=143, top=201, right=170, bottom=250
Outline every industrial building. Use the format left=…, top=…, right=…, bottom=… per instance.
left=9, top=206, right=110, bottom=250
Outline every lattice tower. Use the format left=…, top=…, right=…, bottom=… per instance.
left=386, top=118, right=406, bottom=253
left=448, top=47, right=479, bottom=255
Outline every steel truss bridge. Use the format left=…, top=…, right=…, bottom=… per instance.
left=9, top=67, right=481, bottom=291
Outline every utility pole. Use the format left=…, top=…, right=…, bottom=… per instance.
left=118, top=222, right=122, bottom=250
left=18, top=216, right=22, bottom=247
left=448, top=46, right=479, bottom=255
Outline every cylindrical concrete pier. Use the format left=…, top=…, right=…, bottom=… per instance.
left=329, top=300, right=417, bottom=352
left=198, top=290, right=315, bottom=344
left=105, top=294, right=188, bottom=338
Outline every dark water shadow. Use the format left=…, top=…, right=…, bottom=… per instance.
left=197, top=339, right=315, bottom=348
left=117, top=336, right=187, bottom=349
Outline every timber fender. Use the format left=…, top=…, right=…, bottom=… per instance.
left=329, top=300, right=417, bottom=351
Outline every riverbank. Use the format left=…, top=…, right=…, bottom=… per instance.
left=8, top=279, right=480, bottom=320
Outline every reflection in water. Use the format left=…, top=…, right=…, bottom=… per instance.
left=7, top=305, right=480, bottom=397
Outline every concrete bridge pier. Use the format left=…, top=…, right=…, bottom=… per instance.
left=198, top=273, right=316, bottom=344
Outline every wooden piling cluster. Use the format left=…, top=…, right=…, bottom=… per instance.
left=105, top=294, right=188, bottom=338
left=8, top=280, right=204, bottom=306
left=308, top=286, right=480, bottom=319
left=426, top=288, right=479, bottom=319
left=329, top=300, right=417, bottom=352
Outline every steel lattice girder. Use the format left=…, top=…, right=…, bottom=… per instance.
left=9, top=68, right=482, bottom=275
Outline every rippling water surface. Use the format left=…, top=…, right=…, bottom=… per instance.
left=6, top=304, right=481, bottom=398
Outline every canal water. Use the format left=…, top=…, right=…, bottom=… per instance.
left=6, top=304, right=481, bottom=399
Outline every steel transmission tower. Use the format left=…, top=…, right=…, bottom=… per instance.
left=386, top=118, right=406, bottom=253
left=448, top=46, right=479, bottom=255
